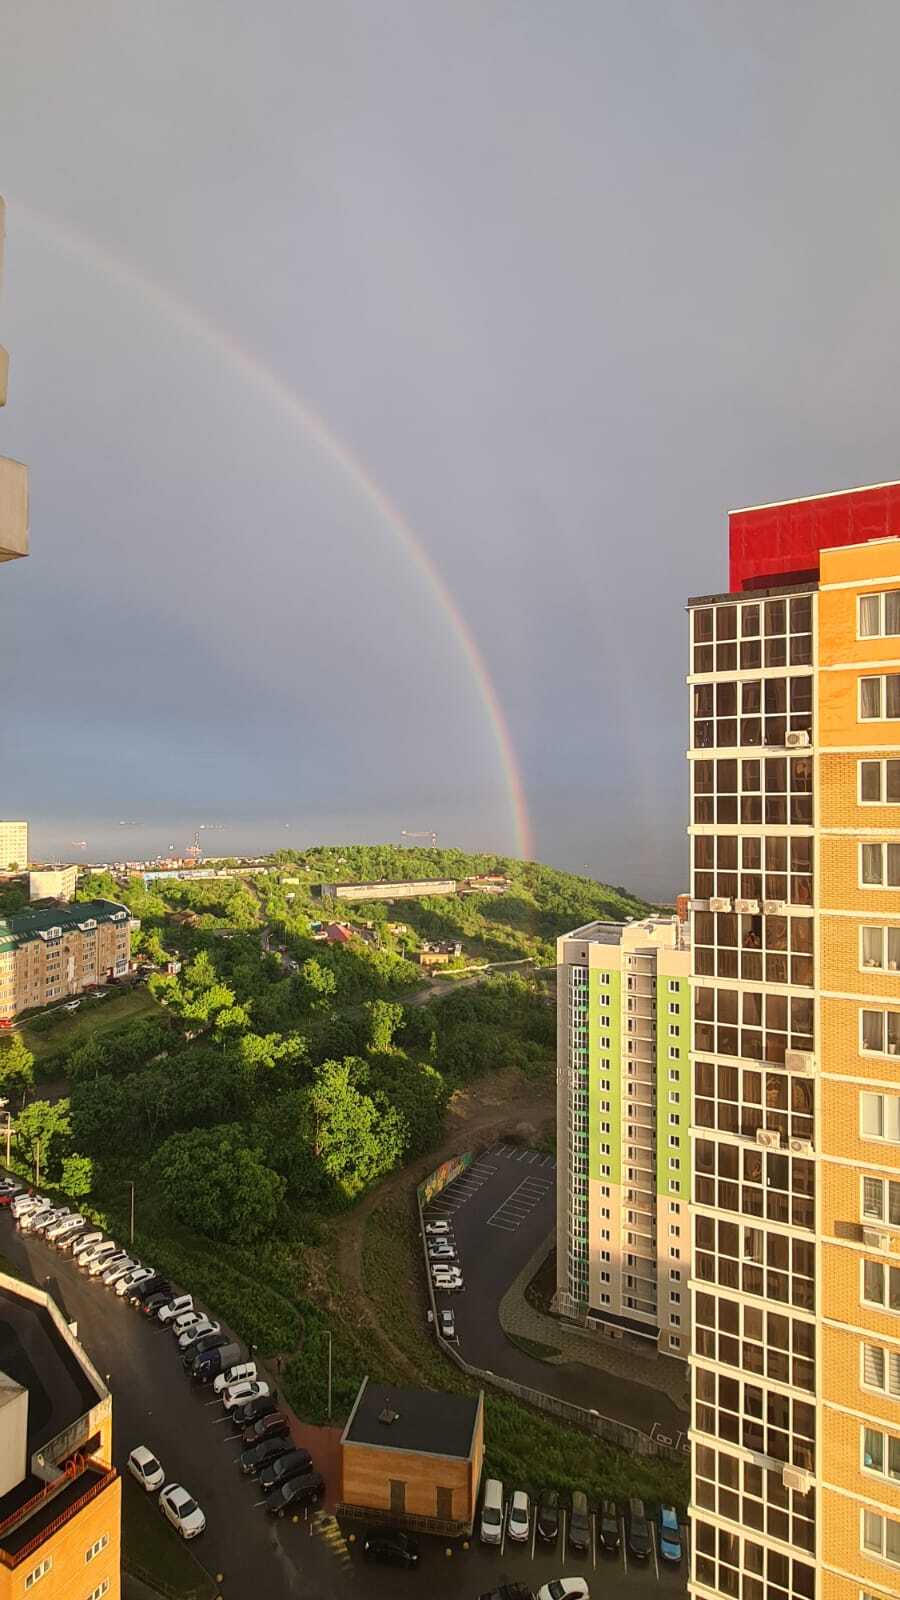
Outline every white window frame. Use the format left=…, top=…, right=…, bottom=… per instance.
left=860, top=1341, right=900, bottom=1400
left=861, top=1421, right=900, bottom=1484
left=24, top=1560, right=52, bottom=1590
left=861, top=1257, right=900, bottom=1314
left=860, top=673, right=900, bottom=722
left=861, top=1173, right=900, bottom=1229
left=860, top=925, right=900, bottom=972
left=861, top=1091, right=900, bottom=1143
left=859, top=841, right=900, bottom=889
left=87, top=1584, right=110, bottom=1600
left=860, top=1506, right=900, bottom=1567
left=860, top=1008, right=900, bottom=1058
left=85, top=1534, right=109, bottom=1564
left=858, top=590, right=900, bottom=639
left=859, top=758, right=900, bottom=805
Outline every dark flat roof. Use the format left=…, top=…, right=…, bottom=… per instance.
left=686, top=579, right=818, bottom=608
left=0, top=1291, right=99, bottom=1458
left=343, top=1380, right=479, bottom=1461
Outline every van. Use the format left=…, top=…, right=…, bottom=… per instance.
left=191, top=1341, right=241, bottom=1385
left=480, top=1478, right=504, bottom=1545
left=626, top=1498, right=652, bottom=1560
left=213, top=1360, right=257, bottom=1395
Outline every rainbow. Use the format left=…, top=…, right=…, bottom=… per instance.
left=12, top=200, right=534, bottom=860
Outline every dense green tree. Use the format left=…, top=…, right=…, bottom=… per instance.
left=61, top=1152, right=94, bottom=1197
left=16, top=1099, right=71, bottom=1181
left=364, top=1000, right=403, bottom=1054
left=0, top=1036, right=34, bottom=1107
left=305, top=1058, right=405, bottom=1201
left=155, top=1125, right=285, bottom=1241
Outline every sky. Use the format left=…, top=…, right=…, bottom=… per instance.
left=3, top=3, right=900, bottom=897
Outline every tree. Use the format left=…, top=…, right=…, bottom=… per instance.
left=61, top=1152, right=94, bottom=1198
left=364, top=1000, right=403, bottom=1055
left=304, top=1058, right=405, bottom=1202
left=155, top=1125, right=285, bottom=1242
left=297, top=958, right=337, bottom=1011
left=15, top=1099, right=71, bottom=1182
left=0, top=1036, right=34, bottom=1107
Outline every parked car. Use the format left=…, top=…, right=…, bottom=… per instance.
left=568, top=1491, right=591, bottom=1555
left=158, top=1482, right=206, bottom=1539
left=239, top=1436, right=293, bottom=1477
left=32, top=1208, right=69, bottom=1236
left=177, top=1318, right=219, bottom=1349
left=77, top=1241, right=117, bottom=1270
left=141, top=1290, right=175, bottom=1317
left=424, top=1220, right=450, bottom=1235
left=214, top=1360, right=257, bottom=1394
left=265, top=1471, right=324, bottom=1518
left=242, top=1411, right=290, bottom=1447
left=362, top=1530, right=420, bottom=1567
left=657, top=1505, right=682, bottom=1564
left=231, top=1395, right=277, bottom=1430
left=537, top=1581, right=590, bottom=1600
left=63, top=1228, right=102, bottom=1255
left=118, top=1266, right=154, bottom=1297
left=598, top=1500, right=620, bottom=1554
left=189, top=1340, right=239, bottom=1382
left=438, top=1308, right=457, bottom=1341
left=11, top=1194, right=45, bottom=1220
left=258, top=1448, right=314, bottom=1495
left=221, top=1379, right=270, bottom=1414
left=103, top=1257, right=138, bottom=1287
left=128, top=1445, right=165, bottom=1492
left=432, top=1267, right=463, bottom=1287
left=47, top=1214, right=85, bottom=1242
left=480, top=1478, right=504, bottom=1545
left=130, top=1276, right=172, bottom=1306
left=537, top=1489, right=560, bottom=1544
left=157, top=1294, right=193, bottom=1325
left=90, top=1249, right=129, bottom=1278
left=172, top=1310, right=204, bottom=1339
left=20, top=1205, right=55, bottom=1233
left=626, top=1499, right=652, bottom=1561
left=428, top=1244, right=458, bottom=1261
left=508, top=1490, right=530, bottom=1543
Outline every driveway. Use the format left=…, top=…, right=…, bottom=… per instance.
left=426, top=1145, right=688, bottom=1438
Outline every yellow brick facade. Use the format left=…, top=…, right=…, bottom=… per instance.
left=818, top=538, right=900, bottom=1595
left=0, top=1474, right=120, bottom=1600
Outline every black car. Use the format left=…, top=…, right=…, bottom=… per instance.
left=568, top=1491, right=591, bottom=1554
left=130, top=1276, right=171, bottom=1306
left=266, top=1470, right=324, bottom=1518
left=239, top=1437, right=293, bottom=1478
left=626, top=1498, right=652, bottom=1560
left=182, top=1332, right=227, bottom=1370
left=363, top=1530, right=419, bottom=1568
left=259, top=1448, right=314, bottom=1495
left=232, top=1395, right=278, bottom=1430
left=140, top=1291, right=173, bottom=1317
left=536, top=1490, right=560, bottom=1544
left=242, top=1412, right=290, bottom=1447
left=599, top=1500, right=620, bottom=1553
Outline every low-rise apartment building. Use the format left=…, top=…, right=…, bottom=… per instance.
left=29, top=867, right=78, bottom=904
left=0, top=900, right=137, bottom=1022
left=0, top=1271, right=120, bottom=1598
left=555, top=915, right=690, bottom=1357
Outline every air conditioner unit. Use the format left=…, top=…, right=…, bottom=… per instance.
left=763, top=899, right=787, bottom=915
left=709, top=897, right=732, bottom=913
left=689, top=899, right=709, bottom=912
left=756, top=1129, right=782, bottom=1150
left=862, top=1228, right=891, bottom=1253
left=785, top=729, right=811, bottom=748
left=789, top=1138, right=814, bottom=1156
left=734, top=898, right=760, bottom=914
left=785, top=1050, right=815, bottom=1075
left=782, top=1466, right=813, bottom=1495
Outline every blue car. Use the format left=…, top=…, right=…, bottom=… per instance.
left=658, top=1504, right=682, bottom=1564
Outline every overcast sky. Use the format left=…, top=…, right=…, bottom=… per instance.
left=3, top=3, right=900, bottom=896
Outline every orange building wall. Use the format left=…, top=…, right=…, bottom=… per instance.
left=820, top=912, right=900, bottom=999
left=341, top=1443, right=473, bottom=1523
left=0, top=1473, right=121, bottom=1600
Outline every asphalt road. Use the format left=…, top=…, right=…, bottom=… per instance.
left=427, top=1145, right=689, bottom=1438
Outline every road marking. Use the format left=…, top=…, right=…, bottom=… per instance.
left=621, top=1519, right=628, bottom=1573
left=592, top=1513, right=597, bottom=1569
left=561, top=1508, right=566, bottom=1551
left=531, top=1515, right=536, bottom=1561
left=500, top=1504, right=507, bottom=1556
left=653, top=1528, right=660, bottom=1581
left=252, top=1498, right=267, bottom=1508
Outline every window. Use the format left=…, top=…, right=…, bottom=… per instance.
left=668, top=1024, right=680, bottom=1038
left=436, top=1485, right=453, bottom=1519
left=668, top=1046, right=679, bottom=1060
left=85, top=1535, right=109, bottom=1564
left=668, top=1157, right=680, bottom=1171
left=861, top=674, right=900, bottom=720
left=862, top=1342, right=900, bottom=1398
left=862, top=1509, right=900, bottom=1566
left=668, top=1069, right=679, bottom=1082
left=861, top=1009, right=900, bottom=1056
left=863, top=1259, right=900, bottom=1312
left=861, top=842, right=900, bottom=887
left=670, top=1224, right=681, bottom=1236
left=863, top=1176, right=900, bottom=1226
left=859, top=590, right=900, bottom=638
left=860, top=759, right=900, bottom=804
left=862, top=1092, right=900, bottom=1141
left=668, top=980, right=679, bottom=994
left=87, top=1584, right=110, bottom=1600
left=24, top=1561, right=52, bottom=1590
left=670, top=1335, right=680, bottom=1349
left=671, top=1313, right=681, bottom=1326
left=862, top=926, right=900, bottom=971
left=668, top=1001, right=680, bottom=1015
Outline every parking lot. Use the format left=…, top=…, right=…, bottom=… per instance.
left=424, top=1145, right=688, bottom=1439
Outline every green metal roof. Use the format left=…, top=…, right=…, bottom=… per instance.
left=0, top=899, right=130, bottom=951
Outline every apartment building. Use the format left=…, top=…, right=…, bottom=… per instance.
left=555, top=915, right=690, bottom=1356
left=0, top=1270, right=120, bottom=1598
left=0, top=198, right=29, bottom=565
left=688, top=482, right=900, bottom=1600
left=0, top=900, right=137, bottom=1022
left=0, top=825, right=27, bottom=873
left=29, top=866, right=78, bottom=904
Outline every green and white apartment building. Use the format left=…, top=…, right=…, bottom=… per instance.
left=555, top=916, right=691, bottom=1358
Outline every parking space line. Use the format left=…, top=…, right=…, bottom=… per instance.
left=531, top=1516, right=536, bottom=1560
left=653, top=1528, right=660, bottom=1582
left=592, top=1513, right=597, bottom=1568
left=561, top=1508, right=566, bottom=1550
left=621, top=1519, right=628, bottom=1573
left=501, top=1505, right=507, bottom=1556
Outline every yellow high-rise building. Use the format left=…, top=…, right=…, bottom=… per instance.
left=0, top=196, right=29, bottom=565
left=688, top=483, right=900, bottom=1600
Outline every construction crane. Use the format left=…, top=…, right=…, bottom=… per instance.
left=184, top=830, right=202, bottom=862
left=401, top=829, right=437, bottom=847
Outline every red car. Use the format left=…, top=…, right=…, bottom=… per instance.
left=242, top=1412, right=290, bottom=1447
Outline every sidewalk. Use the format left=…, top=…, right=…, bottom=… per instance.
left=498, top=1233, right=691, bottom=1413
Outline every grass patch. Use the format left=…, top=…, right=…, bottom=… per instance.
left=23, top=988, right=160, bottom=1067
left=122, top=1477, right=216, bottom=1599
left=524, top=1243, right=557, bottom=1315
left=504, top=1330, right=562, bottom=1361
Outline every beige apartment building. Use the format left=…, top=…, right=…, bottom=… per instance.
left=555, top=915, right=690, bottom=1357
left=29, top=865, right=78, bottom=903
left=0, top=900, right=137, bottom=1021
left=0, top=198, right=29, bottom=565
left=0, top=824, right=27, bottom=872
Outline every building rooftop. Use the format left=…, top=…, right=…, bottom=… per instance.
left=0, top=899, right=130, bottom=951
left=342, top=1379, right=480, bottom=1461
left=0, top=1291, right=100, bottom=1461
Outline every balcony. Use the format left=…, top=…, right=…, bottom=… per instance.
left=0, top=456, right=28, bottom=562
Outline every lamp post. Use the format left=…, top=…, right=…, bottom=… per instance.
left=0, top=1099, right=10, bottom=1171
left=129, top=1182, right=135, bottom=1246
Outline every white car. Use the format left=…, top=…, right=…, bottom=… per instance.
left=20, top=1205, right=55, bottom=1233
left=90, top=1249, right=129, bottom=1278
left=63, top=1228, right=102, bottom=1255
left=75, top=1238, right=115, bottom=1267
left=425, top=1220, right=450, bottom=1235
left=84, top=1244, right=120, bottom=1275
left=157, top=1294, right=193, bottom=1325
left=213, top=1360, right=257, bottom=1394
left=128, top=1445, right=165, bottom=1492
left=537, top=1582, right=590, bottom=1600
left=32, top=1208, right=69, bottom=1235
left=508, top=1489, right=530, bottom=1542
left=428, top=1243, right=458, bottom=1260
left=12, top=1194, right=46, bottom=1220
left=117, top=1265, right=154, bottom=1297
left=158, top=1482, right=206, bottom=1539
left=102, top=1256, right=137, bottom=1286
left=221, top=1379, right=269, bottom=1413
left=432, top=1267, right=463, bottom=1285
left=47, top=1214, right=85, bottom=1242
left=178, top=1319, right=219, bottom=1350
left=171, top=1309, right=204, bottom=1338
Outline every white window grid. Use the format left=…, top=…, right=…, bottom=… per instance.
left=861, top=1091, right=900, bottom=1142
left=861, top=1507, right=900, bottom=1567
left=861, top=925, right=900, bottom=972
left=859, top=758, right=900, bottom=805
left=861, top=1341, right=900, bottom=1400
left=859, top=673, right=900, bottom=721
left=859, top=590, right=900, bottom=638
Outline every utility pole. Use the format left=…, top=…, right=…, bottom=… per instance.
left=0, top=1099, right=9, bottom=1171
left=327, top=1332, right=332, bottom=1420
left=34, top=1138, right=40, bottom=1188
left=129, top=1182, right=135, bottom=1246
